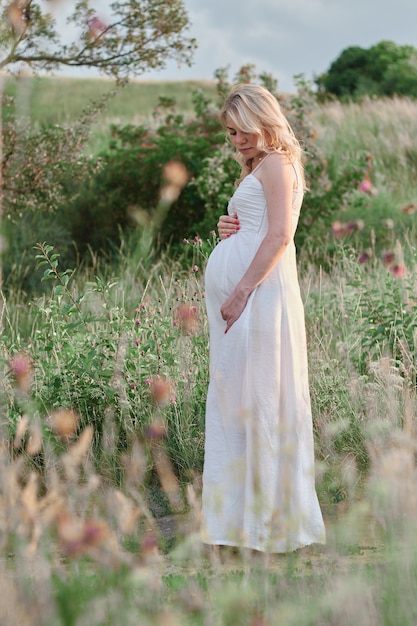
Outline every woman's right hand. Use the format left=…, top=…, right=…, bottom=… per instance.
left=217, top=213, right=240, bottom=240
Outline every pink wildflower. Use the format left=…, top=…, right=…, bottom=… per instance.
left=332, top=221, right=347, bottom=238
left=87, top=15, right=107, bottom=38
left=174, top=304, right=199, bottom=335
left=147, top=376, right=173, bottom=407
left=9, top=353, right=33, bottom=393
left=358, top=175, right=376, bottom=196
left=358, top=251, right=371, bottom=264
left=382, top=251, right=396, bottom=267
left=390, top=263, right=406, bottom=278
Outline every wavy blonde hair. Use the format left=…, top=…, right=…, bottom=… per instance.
left=220, top=83, right=305, bottom=188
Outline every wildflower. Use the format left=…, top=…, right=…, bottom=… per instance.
left=49, top=409, right=79, bottom=441
left=390, top=263, right=406, bottom=278
left=144, top=419, right=167, bottom=440
left=345, top=219, right=364, bottom=233
left=9, top=352, right=33, bottom=393
left=130, top=382, right=137, bottom=389
left=194, top=236, right=203, bottom=245
left=384, top=218, right=395, bottom=230
left=87, top=15, right=107, bottom=39
left=382, top=251, right=396, bottom=267
left=135, top=338, right=140, bottom=346
left=331, top=221, right=347, bottom=238
left=358, top=175, right=376, bottom=196
left=147, top=376, right=173, bottom=407
left=174, top=303, right=199, bottom=335
left=135, top=318, right=140, bottom=325
left=193, top=265, right=199, bottom=272
left=57, top=512, right=114, bottom=558
left=358, top=251, right=371, bottom=264
left=401, top=203, right=417, bottom=215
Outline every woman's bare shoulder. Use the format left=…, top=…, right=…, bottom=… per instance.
left=259, top=152, right=295, bottom=182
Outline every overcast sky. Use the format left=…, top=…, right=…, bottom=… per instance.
left=138, top=0, right=417, bottom=92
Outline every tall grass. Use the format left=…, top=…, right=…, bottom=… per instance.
left=314, top=96, right=417, bottom=202
left=2, top=82, right=417, bottom=623
left=2, top=241, right=417, bottom=624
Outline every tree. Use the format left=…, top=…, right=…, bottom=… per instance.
left=0, top=0, right=196, bottom=79
left=316, top=40, right=417, bottom=99
left=0, top=0, right=196, bottom=297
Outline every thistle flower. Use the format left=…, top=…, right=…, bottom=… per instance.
left=9, top=352, right=33, bottom=393
left=331, top=221, right=347, bottom=238
left=144, top=419, right=167, bottom=440
left=382, top=251, right=396, bottom=267
left=56, top=512, right=114, bottom=558
left=87, top=15, right=107, bottom=39
left=358, top=175, right=377, bottom=196
left=174, top=303, right=199, bottom=335
left=358, top=251, right=371, bottom=264
left=390, top=263, right=406, bottom=278
left=147, top=376, right=173, bottom=407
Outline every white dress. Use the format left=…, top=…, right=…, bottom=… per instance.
left=202, top=157, right=326, bottom=553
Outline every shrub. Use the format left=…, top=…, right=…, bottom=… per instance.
left=62, top=66, right=367, bottom=266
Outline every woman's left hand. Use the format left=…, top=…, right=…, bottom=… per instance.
left=220, top=288, right=249, bottom=333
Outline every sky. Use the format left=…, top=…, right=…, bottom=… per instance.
left=136, top=0, right=417, bottom=92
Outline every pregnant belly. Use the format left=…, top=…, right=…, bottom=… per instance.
left=205, top=233, right=260, bottom=301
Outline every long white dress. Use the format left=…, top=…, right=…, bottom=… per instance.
left=201, top=158, right=326, bottom=553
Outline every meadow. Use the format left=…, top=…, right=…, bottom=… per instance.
left=1, top=76, right=417, bottom=625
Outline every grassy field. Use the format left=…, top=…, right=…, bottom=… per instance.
left=2, top=78, right=417, bottom=624
left=4, top=75, right=218, bottom=126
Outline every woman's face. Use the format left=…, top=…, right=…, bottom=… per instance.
left=225, top=114, right=263, bottom=160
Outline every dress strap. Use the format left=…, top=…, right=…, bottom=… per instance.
left=251, top=152, right=275, bottom=175
left=291, top=161, right=300, bottom=191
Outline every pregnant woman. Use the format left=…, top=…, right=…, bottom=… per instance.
left=201, top=84, right=325, bottom=553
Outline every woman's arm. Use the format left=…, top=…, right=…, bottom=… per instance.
left=221, top=154, right=294, bottom=333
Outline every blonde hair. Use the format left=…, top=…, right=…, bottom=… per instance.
left=220, top=83, right=305, bottom=188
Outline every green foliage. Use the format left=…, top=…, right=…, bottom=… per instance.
left=65, top=66, right=365, bottom=264
left=4, top=243, right=208, bottom=478
left=1, top=91, right=113, bottom=293
left=316, top=40, right=417, bottom=99
left=345, top=253, right=417, bottom=378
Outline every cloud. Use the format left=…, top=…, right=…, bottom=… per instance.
left=48, top=0, right=417, bottom=92
left=139, top=0, right=417, bottom=92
